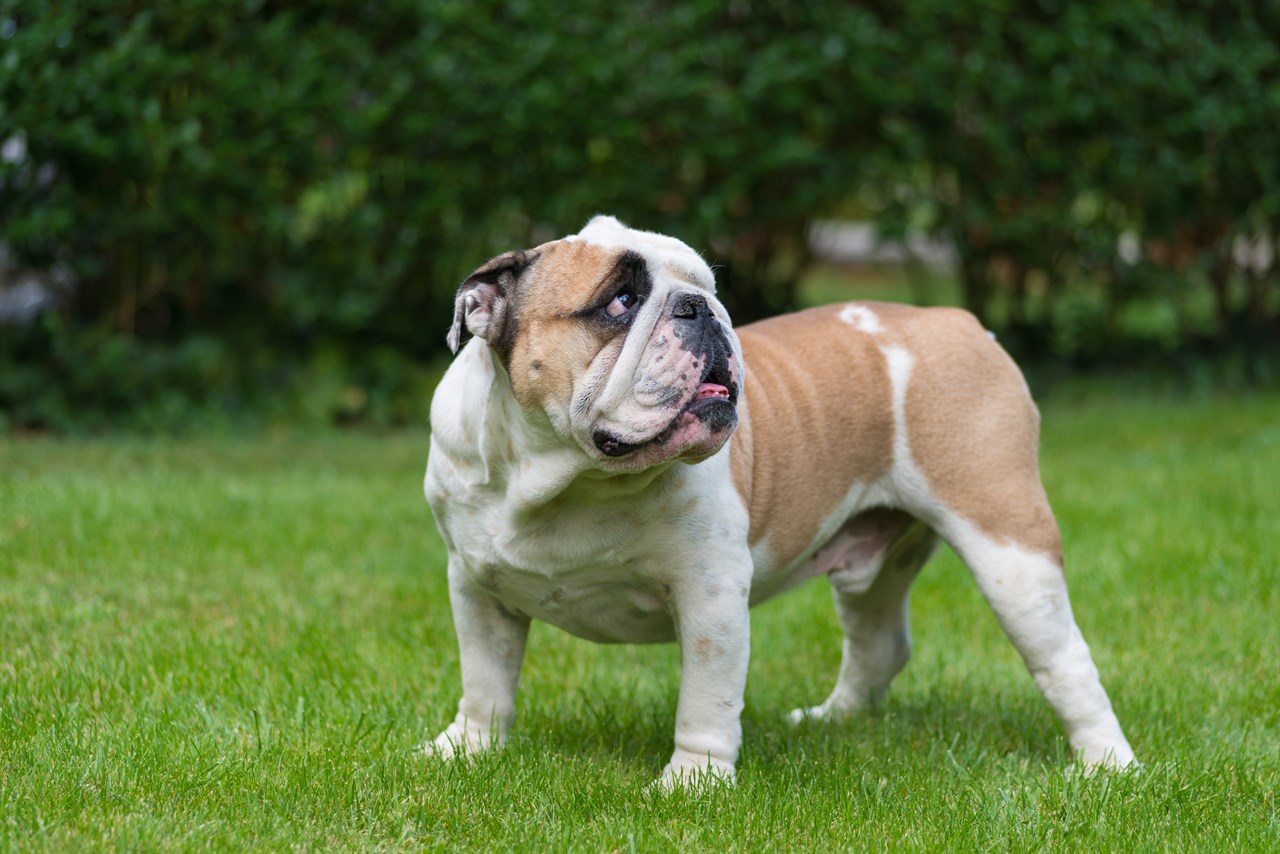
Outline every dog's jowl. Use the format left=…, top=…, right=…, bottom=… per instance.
left=423, top=216, right=1135, bottom=788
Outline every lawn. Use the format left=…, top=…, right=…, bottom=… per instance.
left=2, top=390, right=1277, bottom=850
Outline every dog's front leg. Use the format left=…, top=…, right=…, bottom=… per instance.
left=658, top=557, right=753, bottom=789
left=428, top=560, right=530, bottom=759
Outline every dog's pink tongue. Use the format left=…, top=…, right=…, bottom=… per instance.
left=695, top=383, right=730, bottom=401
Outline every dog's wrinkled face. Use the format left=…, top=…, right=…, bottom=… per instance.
left=448, top=216, right=742, bottom=470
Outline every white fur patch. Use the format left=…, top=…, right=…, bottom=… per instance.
left=940, top=516, right=1136, bottom=768
left=576, top=215, right=717, bottom=293
left=880, top=345, right=933, bottom=509
left=838, top=304, right=883, bottom=334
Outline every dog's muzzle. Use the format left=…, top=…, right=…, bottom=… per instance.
left=593, top=295, right=739, bottom=458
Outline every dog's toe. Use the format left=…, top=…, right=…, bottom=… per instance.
left=787, top=705, right=820, bottom=725
left=787, top=702, right=851, bottom=724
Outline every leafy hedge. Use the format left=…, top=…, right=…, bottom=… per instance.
left=2, top=0, right=1276, bottom=430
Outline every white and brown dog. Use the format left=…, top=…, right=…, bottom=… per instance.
left=423, top=216, right=1135, bottom=787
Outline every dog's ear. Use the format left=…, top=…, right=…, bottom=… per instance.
left=447, top=249, right=535, bottom=354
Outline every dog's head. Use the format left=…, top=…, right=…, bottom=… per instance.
left=447, top=216, right=741, bottom=470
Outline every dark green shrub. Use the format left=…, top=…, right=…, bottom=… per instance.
left=1, top=0, right=1276, bottom=430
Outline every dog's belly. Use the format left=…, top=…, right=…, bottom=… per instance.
left=465, top=561, right=677, bottom=643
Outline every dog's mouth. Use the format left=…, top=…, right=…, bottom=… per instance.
left=593, top=352, right=738, bottom=458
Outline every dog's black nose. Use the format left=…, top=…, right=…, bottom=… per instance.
left=672, top=293, right=707, bottom=320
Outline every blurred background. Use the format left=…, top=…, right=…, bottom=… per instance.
left=1, top=0, right=1276, bottom=432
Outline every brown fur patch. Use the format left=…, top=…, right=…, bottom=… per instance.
left=732, top=302, right=1060, bottom=568
left=729, top=396, right=754, bottom=510
left=506, top=241, right=625, bottom=410
left=874, top=304, right=1063, bottom=563
left=694, top=636, right=714, bottom=662
left=730, top=305, right=895, bottom=566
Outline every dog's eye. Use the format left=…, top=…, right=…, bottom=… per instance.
left=606, top=290, right=639, bottom=318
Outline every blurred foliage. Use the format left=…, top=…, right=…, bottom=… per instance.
left=0, top=0, right=1277, bottom=431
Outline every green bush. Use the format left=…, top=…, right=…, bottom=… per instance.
left=1, top=0, right=1276, bottom=430
left=864, top=0, right=1280, bottom=362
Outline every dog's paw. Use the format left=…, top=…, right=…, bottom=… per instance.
left=645, top=753, right=735, bottom=795
left=1076, top=743, right=1139, bottom=774
left=787, top=701, right=854, bottom=725
left=417, top=720, right=501, bottom=761
left=787, top=704, right=823, bottom=725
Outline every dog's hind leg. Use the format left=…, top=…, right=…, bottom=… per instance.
left=789, top=510, right=938, bottom=723
left=937, top=507, right=1136, bottom=770
left=873, top=313, right=1134, bottom=769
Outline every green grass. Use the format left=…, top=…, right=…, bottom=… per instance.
left=2, top=391, right=1278, bottom=851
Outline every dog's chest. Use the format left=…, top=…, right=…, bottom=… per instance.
left=438, top=487, right=700, bottom=644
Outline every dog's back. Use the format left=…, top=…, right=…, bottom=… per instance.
left=731, top=301, right=1055, bottom=572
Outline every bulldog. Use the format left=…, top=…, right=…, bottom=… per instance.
left=423, top=216, right=1135, bottom=787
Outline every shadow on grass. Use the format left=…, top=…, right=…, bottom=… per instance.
left=516, top=689, right=1065, bottom=774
